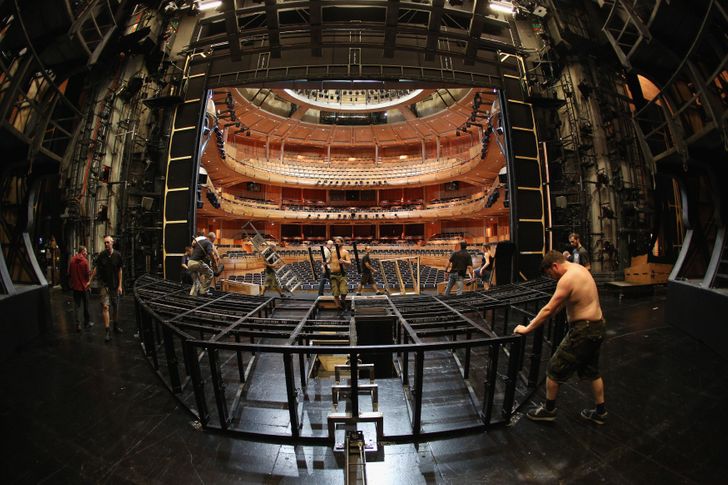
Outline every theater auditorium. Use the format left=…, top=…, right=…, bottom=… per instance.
left=1, top=0, right=727, bottom=482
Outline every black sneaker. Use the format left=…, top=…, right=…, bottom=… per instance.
left=526, top=403, right=557, bottom=422
left=580, top=408, right=607, bottom=425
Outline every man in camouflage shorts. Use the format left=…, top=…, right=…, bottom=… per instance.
left=514, top=250, right=608, bottom=425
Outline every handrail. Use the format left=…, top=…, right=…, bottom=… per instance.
left=133, top=274, right=558, bottom=444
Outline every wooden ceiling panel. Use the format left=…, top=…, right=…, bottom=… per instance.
left=224, top=88, right=499, bottom=148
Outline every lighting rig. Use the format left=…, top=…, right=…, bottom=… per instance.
left=455, top=91, right=493, bottom=159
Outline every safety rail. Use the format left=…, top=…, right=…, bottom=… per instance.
left=133, top=275, right=562, bottom=445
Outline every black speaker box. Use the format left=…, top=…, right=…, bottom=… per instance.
left=494, top=241, right=516, bottom=285
left=354, top=315, right=396, bottom=378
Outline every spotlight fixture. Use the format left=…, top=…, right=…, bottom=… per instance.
left=489, top=1, right=514, bottom=14
left=197, top=1, right=222, bottom=11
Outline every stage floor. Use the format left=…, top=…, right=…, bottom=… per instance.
left=1, top=286, right=726, bottom=483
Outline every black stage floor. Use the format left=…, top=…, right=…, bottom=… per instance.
left=1, top=287, right=726, bottom=484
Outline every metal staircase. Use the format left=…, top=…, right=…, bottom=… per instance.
left=328, top=361, right=383, bottom=455
left=243, top=222, right=303, bottom=292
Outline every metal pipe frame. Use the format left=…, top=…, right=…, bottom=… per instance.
left=133, top=274, right=558, bottom=445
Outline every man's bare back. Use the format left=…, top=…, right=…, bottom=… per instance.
left=559, top=262, right=602, bottom=322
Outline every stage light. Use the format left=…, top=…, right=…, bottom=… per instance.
left=489, top=1, right=514, bottom=14
left=198, top=1, right=222, bottom=11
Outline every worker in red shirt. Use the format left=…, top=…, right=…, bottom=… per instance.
left=68, top=246, right=94, bottom=332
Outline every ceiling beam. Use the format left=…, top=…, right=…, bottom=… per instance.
left=222, top=0, right=242, bottom=61
left=310, top=0, right=322, bottom=57
left=465, top=0, right=488, bottom=65
left=425, top=0, right=445, bottom=62
left=264, top=0, right=281, bottom=58
left=383, top=0, right=400, bottom=58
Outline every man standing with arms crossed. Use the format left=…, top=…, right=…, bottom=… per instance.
left=89, top=236, right=123, bottom=342
left=514, top=250, right=607, bottom=424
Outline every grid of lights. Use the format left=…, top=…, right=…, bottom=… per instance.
left=284, top=88, right=424, bottom=112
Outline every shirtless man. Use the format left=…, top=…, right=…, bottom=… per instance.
left=514, top=250, right=607, bottom=424
left=329, top=236, right=352, bottom=313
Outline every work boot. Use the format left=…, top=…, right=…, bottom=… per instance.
left=580, top=408, right=608, bottom=425
left=526, top=403, right=557, bottom=422
left=104, top=329, right=111, bottom=342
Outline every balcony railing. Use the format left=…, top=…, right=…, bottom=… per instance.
left=218, top=191, right=490, bottom=221
left=220, top=145, right=484, bottom=187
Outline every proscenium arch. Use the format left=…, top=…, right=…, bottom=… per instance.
left=162, top=53, right=548, bottom=282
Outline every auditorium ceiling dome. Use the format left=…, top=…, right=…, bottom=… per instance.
left=236, top=87, right=475, bottom=128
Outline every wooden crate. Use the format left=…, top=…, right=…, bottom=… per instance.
left=221, top=279, right=262, bottom=295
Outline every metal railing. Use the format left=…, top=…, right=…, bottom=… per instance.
left=133, top=275, right=562, bottom=445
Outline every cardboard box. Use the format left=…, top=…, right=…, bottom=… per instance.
left=624, top=262, right=673, bottom=285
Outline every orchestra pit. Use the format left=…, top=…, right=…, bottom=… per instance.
left=1, top=0, right=727, bottom=483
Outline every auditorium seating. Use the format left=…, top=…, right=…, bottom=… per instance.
left=221, top=144, right=482, bottom=186
left=219, top=191, right=488, bottom=221
left=228, top=261, right=447, bottom=290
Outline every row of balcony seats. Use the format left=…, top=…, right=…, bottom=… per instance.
left=234, top=155, right=465, bottom=183
left=429, top=195, right=471, bottom=205
left=226, top=194, right=485, bottom=216
left=429, top=232, right=466, bottom=240
left=277, top=239, right=426, bottom=248
left=219, top=247, right=476, bottom=260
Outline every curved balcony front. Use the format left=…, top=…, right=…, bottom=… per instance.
left=218, top=190, right=492, bottom=222
left=221, top=145, right=484, bottom=188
